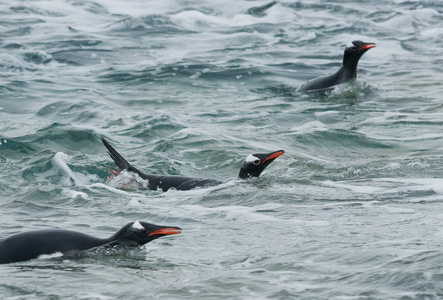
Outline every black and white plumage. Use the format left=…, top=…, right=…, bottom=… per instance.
left=297, top=40, right=376, bottom=93
left=102, top=137, right=284, bottom=192
left=0, top=221, right=181, bottom=264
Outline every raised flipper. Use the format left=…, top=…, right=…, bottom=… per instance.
left=101, top=137, right=147, bottom=179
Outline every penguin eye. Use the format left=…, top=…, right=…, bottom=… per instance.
left=351, top=46, right=357, bottom=51
left=253, top=159, right=261, bottom=165
left=140, top=229, right=148, bottom=235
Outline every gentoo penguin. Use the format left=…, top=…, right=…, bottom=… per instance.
left=0, top=221, right=181, bottom=264
left=101, top=137, right=284, bottom=192
left=297, top=40, right=376, bottom=93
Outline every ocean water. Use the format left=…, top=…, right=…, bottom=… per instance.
left=1, top=0, right=443, bottom=298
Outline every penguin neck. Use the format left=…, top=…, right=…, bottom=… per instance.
left=238, top=168, right=256, bottom=179
left=107, top=227, right=127, bottom=243
left=238, top=169, right=262, bottom=179
left=238, top=170, right=248, bottom=179
left=341, top=55, right=361, bottom=81
left=104, top=227, right=139, bottom=247
left=336, top=63, right=357, bottom=84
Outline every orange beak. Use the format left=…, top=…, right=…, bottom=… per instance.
left=148, top=227, right=182, bottom=236
left=262, top=150, right=285, bottom=164
left=359, top=43, right=376, bottom=50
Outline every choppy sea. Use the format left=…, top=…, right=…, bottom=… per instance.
left=1, top=0, right=443, bottom=299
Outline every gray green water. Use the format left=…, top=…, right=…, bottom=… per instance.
left=1, top=0, right=443, bottom=299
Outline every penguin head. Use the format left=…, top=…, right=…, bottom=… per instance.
left=343, top=40, right=376, bottom=68
left=238, top=150, right=285, bottom=179
left=114, top=221, right=181, bottom=246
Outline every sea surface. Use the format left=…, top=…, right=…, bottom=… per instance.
left=1, top=0, right=443, bottom=299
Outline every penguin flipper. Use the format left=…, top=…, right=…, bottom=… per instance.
left=101, top=137, right=145, bottom=178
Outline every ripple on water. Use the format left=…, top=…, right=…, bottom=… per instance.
left=1, top=0, right=443, bottom=299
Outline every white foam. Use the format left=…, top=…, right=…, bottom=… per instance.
left=88, top=183, right=132, bottom=195
left=322, top=180, right=385, bottom=194
left=172, top=10, right=256, bottom=28
left=64, top=189, right=90, bottom=200
left=419, top=27, right=443, bottom=39
left=375, top=178, right=443, bottom=194
left=38, top=252, right=64, bottom=260
left=290, top=120, right=328, bottom=135
left=323, top=177, right=443, bottom=196
left=132, top=221, right=144, bottom=230
left=107, top=170, right=150, bottom=190
left=314, top=111, right=340, bottom=117
left=52, top=152, right=81, bottom=186
left=75, top=293, right=113, bottom=300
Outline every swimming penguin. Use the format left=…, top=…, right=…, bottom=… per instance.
left=0, top=221, right=181, bottom=264
left=297, top=40, right=376, bottom=93
left=101, top=137, right=284, bottom=192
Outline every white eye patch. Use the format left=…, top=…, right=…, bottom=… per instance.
left=132, top=221, right=144, bottom=230
left=245, top=154, right=260, bottom=163
left=346, top=41, right=355, bottom=48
